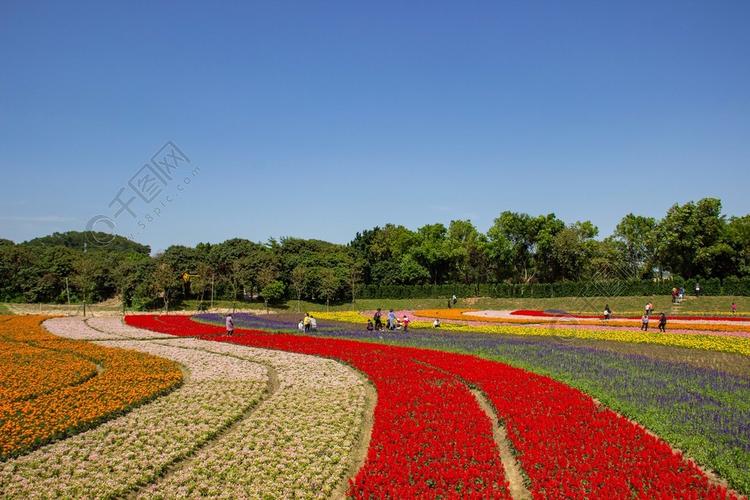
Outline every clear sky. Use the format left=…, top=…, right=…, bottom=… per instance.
left=1, top=1, right=748, bottom=252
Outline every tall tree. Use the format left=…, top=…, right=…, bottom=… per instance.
left=613, top=214, right=657, bottom=277
left=656, top=198, right=727, bottom=278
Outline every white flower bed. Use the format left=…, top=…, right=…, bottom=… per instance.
left=140, top=338, right=368, bottom=499
left=87, top=316, right=175, bottom=340
left=1, top=317, right=369, bottom=499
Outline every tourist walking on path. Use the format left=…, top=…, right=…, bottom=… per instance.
left=640, top=314, right=650, bottom=331
left=658, top=313, right=667, bottom=333
left=225, top=314, right=234, bottom=336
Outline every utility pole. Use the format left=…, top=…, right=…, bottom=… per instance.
left=210, top=274, right=215, bottom=309
left=65, top=277, right=71, bottom=306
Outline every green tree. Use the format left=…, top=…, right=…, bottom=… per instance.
left=726, top=215, right=750, bottom=276
left=291, top=265, right=308, bottom=310
left=549, top=221, right=599, bottom=281
left=448, top=219, right=489, bottom=285
left=260, top=280, right=285, bottom=312
left=613, top=214, right=657, bottom=276
left=656, top=198, right=728, bottom=278
left=152, top=259, right=181, bottom=312
left=411, top=223, right=452, bottom=284
left=318, top=268, right=341, bottom=310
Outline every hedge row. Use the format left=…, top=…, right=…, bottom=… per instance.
left=356, top=277, right=750, bottom=299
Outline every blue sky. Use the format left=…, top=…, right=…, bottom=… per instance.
left=1, top=1, right=748, bottom=252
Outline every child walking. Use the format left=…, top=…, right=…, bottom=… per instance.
left=640, top=314, right=649, bottom=331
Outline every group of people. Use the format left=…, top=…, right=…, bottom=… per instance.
left=671, top=287, right=686, bottom=303
left=368, top=308, right=411, bottom=332
left=640, top=302, right=667, bottom=332
left=604, top=303, right=668, bottom=332
left=298, top=313, right=318, bottom=332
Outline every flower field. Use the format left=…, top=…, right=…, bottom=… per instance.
left=1, top=317, right=368, bottom=498
left=415, top=308, right=750, bottom=334
left=130, top=314, right=745, bottom=498
left=217, top=311, right=750, bottom=493
left=2, top=311, right=746, bottom=497
left=0, top=315, right=182, bottom=459
left=509, top=309, right=750, bottom=322
left=315, top=310, right=750, bottom=355
left=127, top=315, right=512, bottom=499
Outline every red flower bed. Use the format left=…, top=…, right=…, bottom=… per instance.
left=511, top=309, right=748, bottom=321
left=126, top=315, right=509, bottom=498
left=407, top=349, right=737, bottom=499
left=127, top=315, right=738, bottom=499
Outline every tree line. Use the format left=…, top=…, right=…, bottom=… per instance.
left=1, top=197, right=748, bottom=308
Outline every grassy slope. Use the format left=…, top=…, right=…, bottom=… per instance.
left=0, top=303, right=13, bottom=314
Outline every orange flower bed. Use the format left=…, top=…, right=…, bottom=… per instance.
left=415, top=309, right=546, bottom=324
left=0, top=316, right=182, bottom=459
left=414, top=309, right=750, bottom=333
left=0, top=341, right=96, bottom=402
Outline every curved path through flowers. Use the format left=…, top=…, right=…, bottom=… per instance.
left=1, top=317, right=368, bottom=499
left=129, top=314, right=743, bottom=499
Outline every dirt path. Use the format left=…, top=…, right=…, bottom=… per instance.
left=409, top=358, right=531, bottom=499
left=470, top=389, right=531, bottom=500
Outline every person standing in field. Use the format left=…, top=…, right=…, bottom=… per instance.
left=731, top=302, right=737, bottom=315
left=640, top=313, right=650, bottom=331
left=387, top=309, right=397, bottom=330
left=373, top=308, right=383, bottom=330
left=695, top=282, right=701, bottom=297
left=603, top=304, right=611, bottom=320
left=303, top=313, right=311, bottom=333
left=658, top=312, right=667, bottom=332
left=225, top=314, right=234, bottom=336
left=402, top=315, right=410, bottom=332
